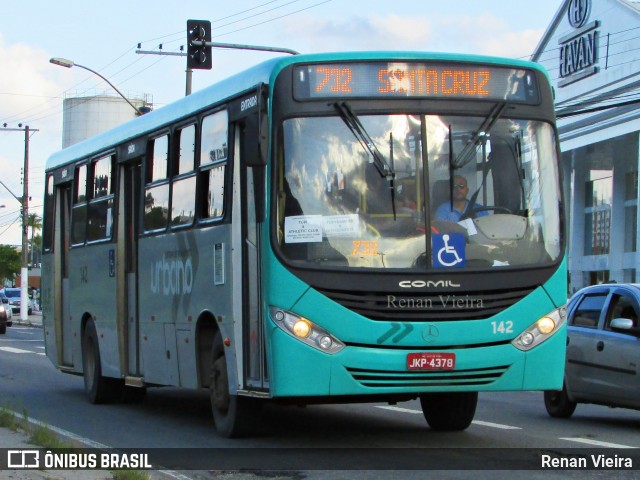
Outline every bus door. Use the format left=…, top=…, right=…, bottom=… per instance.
left=116, top=140, right=145, bottom=380
left=55, top=182, right=73, bottom=367
left=231, top=87, right=269, bottom=391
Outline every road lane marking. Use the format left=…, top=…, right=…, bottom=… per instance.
left=560, top=437, right=635, bottom=448
left=376, top=405, right=422, bottom=414
left=472, top=420, right=521, bottom=430
left=375, top=406, right=521, bottom=430
left=0, top=346, right=32, bottom=354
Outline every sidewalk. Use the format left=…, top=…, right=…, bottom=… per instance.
left=0, top=427, right=113, bottom=479
left=2, top=314, right=111, bottom=478
left=11, top=311, right=43, bottom=328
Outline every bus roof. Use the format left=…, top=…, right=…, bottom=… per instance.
left=45, top=51, right=547, bottom=172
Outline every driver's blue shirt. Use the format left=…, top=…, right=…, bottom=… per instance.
left=435, top=201, right=489, bottom=222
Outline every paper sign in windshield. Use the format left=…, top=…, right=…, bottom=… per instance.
left=285, top=214, right=360, bottom=243
left=323, top=214, right=359, bottom=237
left=285, top=215, right=323, bottom=243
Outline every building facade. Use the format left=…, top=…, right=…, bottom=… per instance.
left=533, top=0, right=640, bottom=292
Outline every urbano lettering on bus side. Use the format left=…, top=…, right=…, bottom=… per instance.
left=150, top=254, right=194, bottom=295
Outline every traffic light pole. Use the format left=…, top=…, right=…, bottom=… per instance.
left=137, top=34, right=298, bottom=96
left=190, top=40, right=299, bottom=56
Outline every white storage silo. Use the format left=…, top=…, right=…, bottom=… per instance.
left=61, top=93, right=151, bottom=148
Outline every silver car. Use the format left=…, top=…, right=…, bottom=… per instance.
left=0, top=294, right=11, bottom=334
left=544, top=283, right=640, bottom=418
left=0, top=288, right=33, bottom=316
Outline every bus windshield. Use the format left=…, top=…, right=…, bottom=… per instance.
left=277, top=112, right=561, bottom=270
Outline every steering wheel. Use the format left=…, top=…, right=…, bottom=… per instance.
left=459, top=206, right=513, bottom=221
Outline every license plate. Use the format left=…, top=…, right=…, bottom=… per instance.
left=407, top=352, right=456, bottom=371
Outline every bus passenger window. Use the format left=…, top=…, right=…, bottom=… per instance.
left=201, top=165, right=225, bottom=219
left=144, top=184, right=169, bottom=232
left=71, top=164, right=88, bottom=245
left=144, top=135, right=171, bottom=233
left=71, top=204, right=87, bottom=245
left=149, top=135, right=169, bottom=182
left=87, top=155, right=115, bottom=242
left=178, top=125, right=196, bottom=174
left=87, top=198, right=114, bottom=241
left=201, top=111, right=228, bottom=166
left=75, top=164, right=87, bottom=203
left=171, top=176, right=196, bottom=226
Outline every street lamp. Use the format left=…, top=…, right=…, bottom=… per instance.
left=49, top=57, right=143, bottom=115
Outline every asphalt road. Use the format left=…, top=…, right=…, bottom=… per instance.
left=2, top=323, right=640, bottom=479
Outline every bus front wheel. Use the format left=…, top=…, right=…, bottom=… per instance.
left=82, top=319, right=120, bottom=404
left=420, top=392, right=478, bottom=431
left=209, top=332, right=260, bottom=438
left=543, top=384, right=576, bottom=418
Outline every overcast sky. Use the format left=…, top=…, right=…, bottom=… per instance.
left=0, top=0, right=563, bottom=245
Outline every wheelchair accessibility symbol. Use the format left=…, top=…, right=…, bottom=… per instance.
left=433, top=233, right=465, bottom=268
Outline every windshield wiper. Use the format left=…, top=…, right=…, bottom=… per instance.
left=453, top=101, right=507, bottom=169
left=334, top=102, right=395, bottom=180
left=334, top=102, right=397, bottom=217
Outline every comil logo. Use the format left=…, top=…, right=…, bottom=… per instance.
left=8, top=450, right=39, bottom=468
left=398, top=280, right=460, bottom=288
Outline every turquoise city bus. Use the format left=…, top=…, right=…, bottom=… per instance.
left=42, top=51, right=566, bottom=437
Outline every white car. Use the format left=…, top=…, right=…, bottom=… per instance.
left=0, top=288, right=33, bottom=316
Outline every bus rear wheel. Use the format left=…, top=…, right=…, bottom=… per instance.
left=209, top=332, right=260, bottom=438
left=420, top=392, right=478, bottom=431
left=82, top=319, right=121, bottom=404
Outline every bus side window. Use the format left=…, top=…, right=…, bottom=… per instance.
left=71, top=163, right=88, bottom=245
left=201, top=165, right=225, bottom=219
left=87, top=155, right=114, bottom=241
left=144, top=135, right=170, bottom=232
left=171, top=125, right=197, bottom=227
left=199, top=110, right=228, bottom=221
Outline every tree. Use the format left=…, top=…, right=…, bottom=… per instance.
left=27, top=213, right=42, bottom=267
left=31, top=234, right=42, bottom=267
left=0, top=245, right=21, bottom=285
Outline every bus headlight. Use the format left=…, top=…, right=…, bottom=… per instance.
left=512, top=306, right=566, bottom=351
left=270, top=307, right=345, bottom=354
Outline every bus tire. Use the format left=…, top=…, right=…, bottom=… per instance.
left=420, top=392, right=478, bottom=431
left=82, top=319, right=120, bottom=404
left=209, top=332, right=260, bottom=438
left=544, top=384, right=576, bottom=418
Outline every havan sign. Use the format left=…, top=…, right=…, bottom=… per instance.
left=558, top=0, right=599, bottom=87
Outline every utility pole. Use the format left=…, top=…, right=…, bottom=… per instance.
left=0, top=124, right=38, bottom=322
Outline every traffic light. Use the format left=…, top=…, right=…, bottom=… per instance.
left=187, top=19, right=212, bottom=70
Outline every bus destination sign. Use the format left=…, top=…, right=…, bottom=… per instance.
left=294, top=62, right=539, bottom=103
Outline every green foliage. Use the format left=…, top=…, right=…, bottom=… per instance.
left=0, top=244, right=20, bottom=283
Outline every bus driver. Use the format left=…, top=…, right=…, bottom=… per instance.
left=435, top=175, right=488, bottom=222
